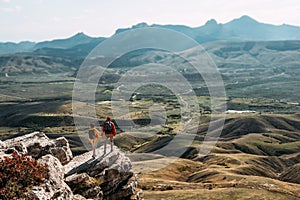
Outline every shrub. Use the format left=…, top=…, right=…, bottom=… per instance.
left=0, top=151, right=49, bottom=200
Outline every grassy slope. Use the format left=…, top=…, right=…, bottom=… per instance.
left=135, top=156, right=300, bottom=199
left=143, top=189, right=299, bottom=200
left=124, top=113, right=300, bottom=199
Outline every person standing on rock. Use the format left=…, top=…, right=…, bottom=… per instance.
left=102, top=116, right=116, bottom=153
left=88, top=123, right=101, bottom=159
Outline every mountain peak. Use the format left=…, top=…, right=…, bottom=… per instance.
left=32, top=32, right=95, bottom=50
left=236, top=15, right=258, bottom=23
left=132, top=22, right=149, bottom=29
left=205, top=19, right=218, bottom=26
left=75, top=32, right=85, bottom=35
left=70, top=32, right=90, bottom=39
left=115, top=22, right=149, bottom=35
left=224, top=15, right=259, bottom=28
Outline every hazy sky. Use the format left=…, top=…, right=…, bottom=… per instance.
left=1, top=0, right=300, bottom=42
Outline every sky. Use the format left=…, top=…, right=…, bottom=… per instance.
left=1, top=0, right=300, bottom=42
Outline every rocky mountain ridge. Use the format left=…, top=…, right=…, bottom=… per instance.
left=0, top=132, right=143, bottom=200
left=2, top=15, right=300, bottom=56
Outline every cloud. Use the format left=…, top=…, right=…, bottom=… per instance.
left=2, top=0, right=12, bottom=3
left=51, top=16, right=61, bottom=22
left=0, top=5, right=21, bottom=12
left=0, top=7, right=14, bottom=12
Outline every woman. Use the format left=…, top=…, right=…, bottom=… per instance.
left=88, top=123, right=101, bottom=159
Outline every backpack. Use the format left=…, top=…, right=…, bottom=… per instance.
left=88, top=129, right=96, bottom=139
left=104, top=121, right=112, bottom=134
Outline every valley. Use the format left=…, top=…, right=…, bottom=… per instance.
left=1, top=20, right=300, bottom=199
left=0, top=72, right=299, bottom=199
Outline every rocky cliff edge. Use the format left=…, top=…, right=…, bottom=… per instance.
left=0, top=132, right=143, bottom=200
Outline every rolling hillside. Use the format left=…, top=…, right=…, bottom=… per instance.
left=124, top=113, right=300, bottom=199
left=0, top=15, right=299, bottom=199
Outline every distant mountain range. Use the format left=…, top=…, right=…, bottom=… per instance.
left=1, top=15, right=300, bottom=56
left=0, top=33, right=106, bottom=55
left=115, top=15, right=300, bottom=42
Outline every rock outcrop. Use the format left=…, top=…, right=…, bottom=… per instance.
left=29, top=155, right=74, bottom=199
left=64, top=145, right=140, bottom=200
left=0, top=132, right=143, bottom=200
left=1, top=131, right=73, bottom=164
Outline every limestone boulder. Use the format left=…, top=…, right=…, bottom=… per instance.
left=1, top=132, right=72, bottom=164
left=28, top=155, right=74, bottom=199
left=64, top=146, right=142, bottom=200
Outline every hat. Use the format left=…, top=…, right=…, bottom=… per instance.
left=106, top=116, right=111, bottom=121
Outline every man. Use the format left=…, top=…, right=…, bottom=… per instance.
left=102, top=116, right=116, bottom=153
left=88, top=123, right=101, bottom=159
